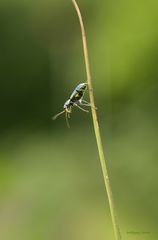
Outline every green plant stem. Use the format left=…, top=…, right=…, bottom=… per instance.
left=71, top=1, right=121, bottom=239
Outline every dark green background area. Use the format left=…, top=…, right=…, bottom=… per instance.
left=0, top=0, right=157, bottom=239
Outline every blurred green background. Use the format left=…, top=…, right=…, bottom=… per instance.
left=0, top=0, right=158, bottom=239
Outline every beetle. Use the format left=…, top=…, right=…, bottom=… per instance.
left=52, top=83, right=94, bottom=127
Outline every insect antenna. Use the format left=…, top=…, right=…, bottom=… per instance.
left=65, top=112, right=70, bottom=128
left=52, top=110, right=65, bottom=120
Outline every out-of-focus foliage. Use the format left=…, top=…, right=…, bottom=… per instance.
left=0, top=0, right=157, bottom=239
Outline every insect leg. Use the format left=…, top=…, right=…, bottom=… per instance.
left=74, top=103, right=89, bottom=113
left=65, top=111, right=70, bottom=128
left=79, top=99, right=97, bottom=109
left=81, top=99, right=91, bottom=105
left=52, top=110, right=65, bottom=120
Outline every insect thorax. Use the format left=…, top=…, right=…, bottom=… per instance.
left=70, top=91, right=83, bottom=103
left=64, top=99, right=73, bottom=112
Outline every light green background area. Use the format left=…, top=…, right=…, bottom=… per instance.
left=0, top=0, right=157, bottom=239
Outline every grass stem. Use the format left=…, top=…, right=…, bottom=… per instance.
left=71, top=1, right=121, bottom=239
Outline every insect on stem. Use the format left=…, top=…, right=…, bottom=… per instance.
left=71, top=1, right=121, bottom=240
left=52, top=82, right=91, bottom=127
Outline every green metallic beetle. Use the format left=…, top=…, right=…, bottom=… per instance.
left=52, top=83, right=93, bottom=127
